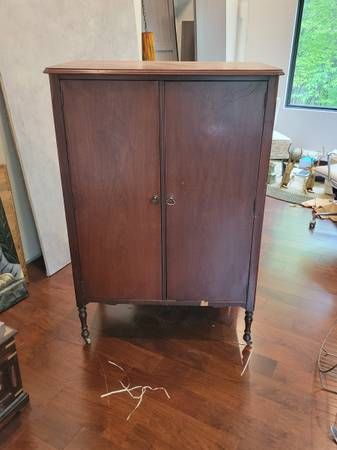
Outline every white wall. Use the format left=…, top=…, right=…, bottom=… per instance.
left=0, top=0, right=140, bottom=275
left=0, top=86, right=41, bottom=262
left=196, top=0, right=226, bottom=60
left=245, top=0, right=336, bottom=151
left=174, top=0, right=195, bottom=59
left=134, top=0, right=142, bottom=58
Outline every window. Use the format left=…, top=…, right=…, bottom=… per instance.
left=286, top=0, right=337, bottom=111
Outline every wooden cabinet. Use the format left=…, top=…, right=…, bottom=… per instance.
left=61, top=80, right=162, bottom=301
left=0, top=325, right=29, bottom=427
left=164, top=81, right=267, bottom=302
left=45, top=61, right=282, bottom=345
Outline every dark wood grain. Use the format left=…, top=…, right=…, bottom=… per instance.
left=61, top=80, right=162, bottom=301
left=49, top=75, right=85, bottom=305
left=0, top=199, right=336, bottom=449
left=246, top=76, right=279, bottom=312
left=159, top=81, right=167, bottom=300
left=164, top=81, right=267, bottom=302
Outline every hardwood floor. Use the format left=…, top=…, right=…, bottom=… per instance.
left=1, top=197, right=337, bottom=449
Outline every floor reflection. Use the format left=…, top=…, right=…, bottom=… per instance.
left=85, top=303, right=253, bottom=384
left=91, top=303, right=242, bottom=340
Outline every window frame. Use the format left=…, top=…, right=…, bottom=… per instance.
left=286, top=0, right=337, bottom=112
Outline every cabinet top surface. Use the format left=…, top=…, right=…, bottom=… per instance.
left=44, top=60, right=283, bottom=76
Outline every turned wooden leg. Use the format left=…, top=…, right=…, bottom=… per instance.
left=78, top=305, right=91, bottom=345
left=243, top=310, right=253, bottom=345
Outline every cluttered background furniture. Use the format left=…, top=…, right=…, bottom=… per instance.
left=281, top=148, right=322, bottom=193
left=315, top=151, right=337, bottom=192
left=45, top=61, right=282, bottom=345
left=309, top=150, right=337, bottom=229
left=0, top=323, right=28, bottom=428
left=268, top=131, right=292, bottom=184
left=270, top=130, right=292, bottom=160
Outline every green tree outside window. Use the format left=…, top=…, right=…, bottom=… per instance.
left=288, top=0, right=337, bottom=109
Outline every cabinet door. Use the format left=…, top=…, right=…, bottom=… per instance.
left=61, top=80, right=161, bottom=300
left=164, top=81, right=267, bottom=303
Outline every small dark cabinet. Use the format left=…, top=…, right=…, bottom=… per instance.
left=0, top=325, right=29, bottom=427
left=45, top=61, right=282, bottom=345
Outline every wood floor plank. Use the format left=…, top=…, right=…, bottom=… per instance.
left=0, top=198, right=337, bottom=449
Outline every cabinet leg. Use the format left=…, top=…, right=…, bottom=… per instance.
left=243, top=310, right=253, bottom=345
left=78, top=305, right=91, bottom=345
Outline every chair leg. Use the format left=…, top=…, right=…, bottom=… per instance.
left=309, top=210, right=317, bottom=230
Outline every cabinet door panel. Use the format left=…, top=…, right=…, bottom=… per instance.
left=61, top=80, right=161, bottom=300
left=165, top=81, right=267, bottom=303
